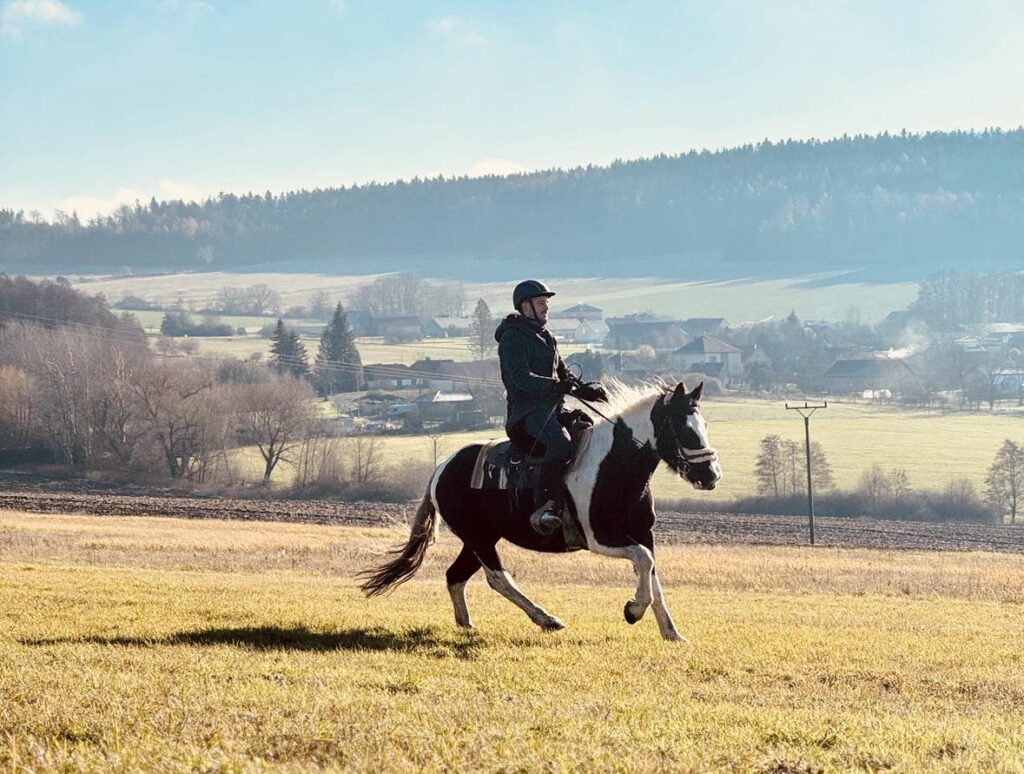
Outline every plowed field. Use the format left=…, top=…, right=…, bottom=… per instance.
left=1, top=472, right=1020, bottom=553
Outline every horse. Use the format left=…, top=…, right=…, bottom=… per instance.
left=359, top=380, right=722, bottom=642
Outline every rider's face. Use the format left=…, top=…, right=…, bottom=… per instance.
left=523, top=296, right=550, bottom=323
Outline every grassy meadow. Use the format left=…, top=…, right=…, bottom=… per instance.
left=231, top=397, right=1024, bottom=503
left=75, top=270, right=917, bottom=323
left=1, top=510, right=1022, bottom=771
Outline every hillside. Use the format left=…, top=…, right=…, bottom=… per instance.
left=3, top=129, right=1023, bottom=281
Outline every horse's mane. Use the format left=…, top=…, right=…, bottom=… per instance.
left=571, top=378, right=668, bottom=424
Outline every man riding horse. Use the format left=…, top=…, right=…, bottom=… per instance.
left=495, top=280, right=608, bottom=535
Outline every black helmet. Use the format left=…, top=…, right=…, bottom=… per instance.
left=512, top=280, right=555, bottom=311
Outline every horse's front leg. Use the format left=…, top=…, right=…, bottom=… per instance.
left=587, top=542, right=655, bottom=624
left=650, top=567, right=687, bottom=642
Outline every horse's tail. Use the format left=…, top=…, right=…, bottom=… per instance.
left=359, top=482, right=439, bottom=597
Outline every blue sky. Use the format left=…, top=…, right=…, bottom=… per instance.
left=2, top=0, right=1022, bottom=219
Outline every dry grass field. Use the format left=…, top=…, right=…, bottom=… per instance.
left=73, top=271, right=917, bottom=323
left=0, top=510, right=1021, bottom=771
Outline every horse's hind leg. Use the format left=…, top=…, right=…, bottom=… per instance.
left=474, top=542, right=565, bottom=632
left=446, top=544, right=480, bottom=628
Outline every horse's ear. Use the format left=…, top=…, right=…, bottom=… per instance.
left=689, top=381, right=704, bottom=402
left=671, top=382, right=688, bottom=402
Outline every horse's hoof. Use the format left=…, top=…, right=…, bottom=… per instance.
left=624, top=601, right=645, bottom=625
left=540, top=616, right=566, bottom=632
left=662, top=630, right=690, bottom=643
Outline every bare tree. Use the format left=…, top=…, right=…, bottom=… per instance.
left=0, top=323, right=117, bottom=465
left=425, top=281, right=466, bottom=317
left=858, top=463, right=893, bottom=502
left=985, top=439, right=1024, bottom=525
left=130, top=362, right=213, bottom=478
left=756, top=434, right=833, bottom=496
left=754, top=434, right=784, bottom=496
left=345, top=434, right=384, bottom=484
left=236, top=374, right=316, bottom=484
left=0, top=365, right=37, bottom=450
left=295, top=418, right=343, bottom=488
left=308, top=289, right=333, bottom=319
left=355, top=272, right=428, bottom=317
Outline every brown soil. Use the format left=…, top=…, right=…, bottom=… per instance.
left=0, top=472, right=1020, bottom=553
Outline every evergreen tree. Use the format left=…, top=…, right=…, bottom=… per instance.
left=270, top=318, right=309, bottom=377
left=315, top=303, right=362, bottom=393
left=469, top=298, right=495, bottom=361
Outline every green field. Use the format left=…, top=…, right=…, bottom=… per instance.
left=1, top=511, right=1021, bottom=771
left=233, top=398, right=1024, bottom=502
left=75, top=270, right=917, bottom=324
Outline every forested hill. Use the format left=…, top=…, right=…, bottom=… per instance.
left=3, top=129, right=1023, bottom=281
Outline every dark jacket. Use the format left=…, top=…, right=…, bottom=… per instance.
left=495, top=313, right=568, bottom=427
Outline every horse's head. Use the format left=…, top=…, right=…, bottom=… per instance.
left=651, top=381, right=722, bottom=491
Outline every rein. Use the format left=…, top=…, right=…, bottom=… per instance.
left=572, top=392, right=718, bottom=467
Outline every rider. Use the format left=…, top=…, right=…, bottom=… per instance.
left=494, top=280, right=608, bottom=535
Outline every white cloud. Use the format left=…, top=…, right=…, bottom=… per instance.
left=55, top=187, right=145, bottom=221
left=427, top=15, right=486, bottom=48
left=469, top=158, right=529, bottom=178
left=55, top=179, right=207, bottom=220
left=2, top=0, right=81, bottom=38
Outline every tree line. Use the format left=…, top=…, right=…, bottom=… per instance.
left=751, top=433, right=1020, bottom=523
left=4, top=129, right=1024, bottom=279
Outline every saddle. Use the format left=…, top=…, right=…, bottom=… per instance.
left=469, top=410, right=593, bottom=492
left=469, top=439, right=545, bottom=491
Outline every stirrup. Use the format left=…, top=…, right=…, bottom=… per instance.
left=529, top=500, right=562, bottom=536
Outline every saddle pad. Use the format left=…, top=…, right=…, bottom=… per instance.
left=470, top=439, right=511, bottom=489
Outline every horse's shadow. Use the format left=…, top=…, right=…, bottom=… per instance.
left=21, top=625, right=482, bottom=659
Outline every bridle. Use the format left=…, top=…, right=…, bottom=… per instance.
left=653, top=394, right=719, bottom=472
left=573, top=391, right=719, bottom=473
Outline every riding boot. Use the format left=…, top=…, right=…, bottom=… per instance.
left=530, top=460, right=567, bottom=536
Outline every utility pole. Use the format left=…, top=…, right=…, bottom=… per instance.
left=785, top=401, right=828, bottom=545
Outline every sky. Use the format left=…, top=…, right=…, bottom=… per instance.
left=2, top=0, right=1023, bottom=219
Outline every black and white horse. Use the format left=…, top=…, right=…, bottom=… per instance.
left=359, top=381, right=721, bottom=642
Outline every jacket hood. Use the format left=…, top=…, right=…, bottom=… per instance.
left=494, top=313, right=542, bottom=343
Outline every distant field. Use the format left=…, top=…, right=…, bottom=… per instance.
left=127, top=309, right=296, bottom=333
left=75, top=270, right=916, bottom=323
left=230, top=397, right=1024, bottom=502
left=1, top=512, right=1021, bottom=771
left=149, top=333, right=594, bottom=366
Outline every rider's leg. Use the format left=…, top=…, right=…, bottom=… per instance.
left=522, top=411, right=573, bottom=534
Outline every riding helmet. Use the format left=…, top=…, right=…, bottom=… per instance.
left=512, top=280, right=556, bottom=310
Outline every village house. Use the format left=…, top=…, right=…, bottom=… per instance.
left=362, top=363, right=416, bottom=390
left=345, top=309, right=376, bottom=337
left=605, top=320, right=689, bottom=351
left=679, top=317, right=729, bottom=337
left=408, top=358, right=501, bottom=392
left=823, top=357, right=918, bottom=394
left=375, top=316, right=423, bottom=342
left=553, top=303, right=604, bottom=321
left=421, top=317, right=474, bottom=338
left=602, top=352, right=664, bottom=383
left=672, top=335, right=743, bottom=380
